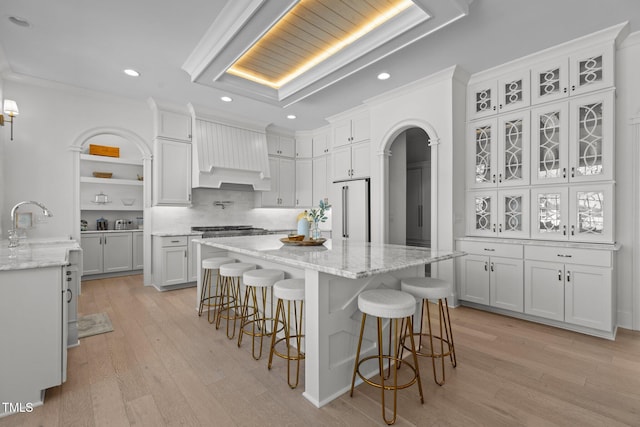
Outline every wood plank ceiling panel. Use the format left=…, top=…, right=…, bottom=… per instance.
left=227, top=0, right=412, bottom=88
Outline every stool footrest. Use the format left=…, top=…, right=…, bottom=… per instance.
left=270, top=336, right=305, bottom=361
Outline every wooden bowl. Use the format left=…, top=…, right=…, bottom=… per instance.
left=93, top=171, right=113, bottom=178
left=287, top=234, right=305, bottom=241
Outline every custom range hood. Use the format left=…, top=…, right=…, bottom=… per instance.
left=188, top=104, right=271, bottom=191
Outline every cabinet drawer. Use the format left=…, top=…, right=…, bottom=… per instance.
left=524, top=245, right=611, bottom=267
left=458, top=240, right=523, bottom=259
left=159, top=236, right=188, bottom=247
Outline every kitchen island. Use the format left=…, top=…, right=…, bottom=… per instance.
left=194, top=235, right=463, bottom=407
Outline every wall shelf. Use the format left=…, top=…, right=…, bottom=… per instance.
left=80, top=153, right=143, bottom=166
left=80, top=177, right=143, bottom=186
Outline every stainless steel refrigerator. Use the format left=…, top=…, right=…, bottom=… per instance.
left=332, top=178, right=370, bottom=242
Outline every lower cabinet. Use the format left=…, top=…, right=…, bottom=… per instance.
left=81, top=232, right=133, bottom=276
left=133, top=231, right=144, bottom=270
left=457, top=239, right=616, bottom=336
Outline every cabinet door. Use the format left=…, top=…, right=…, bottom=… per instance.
left=468, top=80, right=498, bottom=120
left=497, top=71, right=530, bottom=114
left=490, top=257, right=524, bottom=312
left=158, top=111, right=192, bottom=141
left=162, top=246, right=188, bottom=285
left=279, top=136, right=296, bottom=158
left=497, top=111, right=529, bottom=187
left=531, top=58, right=569, bottom=105
left=569, top=184, right=614, bottom=243
left=569, top=45, right=614, bottom=96
left=188, top=236, right=199, bottom=282
left=153, top=139, right=192, bottom=206
left=467, top=119, right=498, bottom=189
left=132, top=232, right=144, bottom=270
left=262, top=157, right=280, bottom=207
left=524, top=260, right=564, bottom=321
left=312, top=156, right=329, bottom=204
left=569, top=90, right=614, bottom=182
left=81, top=234, right=104, bottom=275
left=497, top=189, right=529, bottom=238
left=333, top=120, right=352, bottom=147
left=564, top=265, right=612, bottom=331
left=467, top=191, right=497, bottom=237
left=295, top=158, right=313, bottom=207
left=531, top=102, right=569, bottom=185
left=459, top=254, right=490, bottom=304
left=279, top=157, right=296, bottom=207
left=351, top=114, right=370, bottom=144
left=296, top=136, right=313, bottom=158
left=267, top=134, right=280, bottom=156
left=351, top=142, right=370, bottom=179
left=332, top=145, right=352, bottom=181
left=530, top=187, right=569, bottom=241
left=103, top=232, right=133, bottom=273
left=313, top=132, right=330, bottom=157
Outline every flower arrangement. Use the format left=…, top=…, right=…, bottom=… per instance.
left=307, top=199, right=331, bottom=224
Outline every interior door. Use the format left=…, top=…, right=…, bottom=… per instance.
left=406, top=167, right=422, bottom=241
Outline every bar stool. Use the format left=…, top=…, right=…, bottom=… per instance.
left=238, top=269, right=285, bottom=360
left=216, top=262, right=256, bottom=339
left=400, top=277, right=457, bottom=386
left=198, top=257, right=236, bottom=323
left=268, top=278, right=305, bottom=389
left=350, top=288, right=423, bottom=425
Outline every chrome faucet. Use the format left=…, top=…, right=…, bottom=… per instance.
left=8, top=201, right=53, bottom=248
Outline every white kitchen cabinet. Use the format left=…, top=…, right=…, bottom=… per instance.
left=267, top=134, right=295, bottom=158
left=153, top=236, right=189, bottom=287
left=531, top=90, right=614, bottom=185
left=467, top=70, right=530, bottom=120
left=531, top=44, right=614, bottom=105
left=188, top=236, right=200, bottom=283
left=81, top=232, right=135, bottom=277
left=296, top=135, right=313, bottom=158
left=467, top=110, right=530, bottom=189
left=79, top=154, right=143, bottom=211
left=531, top=184, right=613, bottom=243
left=313, top=155, right=330, bottom=204
left=458, top=240, right=524, bottom=312
left=524, top=247, right=613, bottom=332
left=157, top=110, right=192, bottom=142
left=296, top=158, right=313, bottom=207
left=312, top=130, right=331, bottom=157
left=467, top=189, right=530, bottom=238
left=153, top=139, right=192, bottom=206
left=333, top=113, right=370, bottom=147
left=132, top=231, right=144, bottom=270
left=262, top=156, right=295, bottom=207
left=332, top=141, right=370, bottom=181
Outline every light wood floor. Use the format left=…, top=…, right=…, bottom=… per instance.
left=2, top=274, right=640, bottom=426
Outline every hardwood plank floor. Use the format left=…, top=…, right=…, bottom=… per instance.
left=1, top=274, right=639, bottom=426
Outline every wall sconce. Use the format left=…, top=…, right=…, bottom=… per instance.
left=2, top=99, right=19, bottom=141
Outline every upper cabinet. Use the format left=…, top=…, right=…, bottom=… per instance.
left=531, top=44, right=614, bottom=105
left=156, top=110, right=192, bottom=142
left=467, top=71, right=530, bottom=120
left=333, top=112, right=370, bottom=147
left=267, top=134, right=295, bottom=158
left=153, top=139, right=192, bottom=206
left=312, top=130, right=331, bottom=157
left=295, top=135, right=313, bottom=158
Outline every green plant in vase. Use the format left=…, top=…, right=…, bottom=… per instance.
left=307, top=199, right=331, bottom=240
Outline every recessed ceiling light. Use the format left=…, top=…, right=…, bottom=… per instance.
left=287, top=114, right=296, bottom=120
left=8, top=16, right=30, bottom=27
left=377, top=72, right=391, bottom=80
left=123, top=69, right=140, bottom=77
left=221, top=96, right=233, bottom=102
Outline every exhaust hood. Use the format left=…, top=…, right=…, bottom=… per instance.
left=191, top=117, right=271, bottom=191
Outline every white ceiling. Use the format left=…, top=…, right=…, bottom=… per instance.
left=1, top=0, right=640, bottom=131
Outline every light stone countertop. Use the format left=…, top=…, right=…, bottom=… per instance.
left=82, top=229, right=143, bottom=234
left=456, top=236, right=621, bottom=251
left=194, top=234, right=464, bottom=279
left=152, top=231, right=204, bottom=237
left=0, top=238, right=81, bottom=271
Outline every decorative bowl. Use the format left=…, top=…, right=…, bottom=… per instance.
left=93, top=171, right=113, bottom=178
left=121, top=198, right=136, bottom=206
left=287, top=234, right=306, bottom=241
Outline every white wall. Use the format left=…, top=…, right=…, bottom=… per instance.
left=2, top=77, right=152, bottom=238
left=0, top=74, right=5, bottom=238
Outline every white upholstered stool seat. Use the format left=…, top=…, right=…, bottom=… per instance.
left=400, top=277, right=457, bottom=386
left=350, top=288, right=424, bottom=425
left=268, top=278, right=305, bottom=389
left=238, top=269, right=285, bottom=360
left=216, top=262, right=256, bottom=339
left=198, top=257, right=237, bottom=323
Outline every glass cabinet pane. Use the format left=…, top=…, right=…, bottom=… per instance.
left=538, top=67, right=561, bottom=98
left=503, top=79, right=523, bottom=107
left=537, top=192, right=563, bottom=235
left=503, top=195, right=523, bottom=232
left=474, top=125, right=493, bottom=184
left=575, top=191, right=604, bottom=236
left=474, top=196, right=492, bottom=232
left=578, top=55, right=603, bottom=87
left=576, top=102, right=603, bottom=177
left=475, top=89, right=493, bottom=114
left=503, top=119, right=524, bottom=182
left=537, top=111, right=562, bottom=179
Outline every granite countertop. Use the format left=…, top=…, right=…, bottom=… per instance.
left=152, top=231, right=204, bottom=237
left=0, top=238, right=81, bottom=271
left=194, top=234, right=464, bottom=279
left=456, top=236, right=621, bottom=251
left=82, top=229, right=143, bottom=234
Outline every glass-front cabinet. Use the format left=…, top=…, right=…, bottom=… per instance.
left=467, top=71, right=530, bottom=120
left=468, top=111, right=530, bottom=189
left=530, top=184, right=613, bottom=243
left=467, top=189, right=530, bottom=238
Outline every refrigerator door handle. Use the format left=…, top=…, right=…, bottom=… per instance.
left=342, top=186, right=347, bottom=238
left=345, top=185, right=349, bottom=238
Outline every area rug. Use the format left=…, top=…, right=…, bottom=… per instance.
left=78, top=313, right=113, bottom=339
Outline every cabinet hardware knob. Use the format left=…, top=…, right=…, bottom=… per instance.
left=498, top=173, right=502, bottom=183
left=492, top=106, right=496, bottom=111
left=567, top=271, right=571, bottom=282
left=492, top=224, right=496, bottom=233
left=67, top=288, right=73, bottom=303
left=557, top=254, right=572, bottom=258
left=498, top=224, right=503, bottom=233
left=484, top=262, right=488, bottom=271
left=558, top=270, right=562, bottom=281
left=570, top=225, right=575, bottom=236
left=563, top=87, right=567, bottom=93
left=563, top=225, right=567, bottom=236
left=492, top=174, right=496, bottom=183
left=571, top=85, right=576, bottom=91
left=66, top=271, right=72, bottom=275
left=499, top=104, right=503, bottom=110
left=562, top=168, right=566, bottom=178
left=483, top=248, right=495, bottom=252
left=571, top=167, right=575, bottom=178
left=490, top=263, right=494, bottom=272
